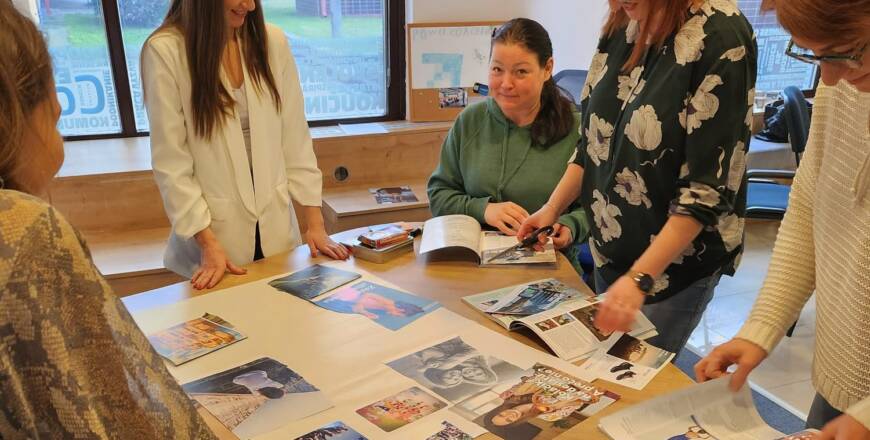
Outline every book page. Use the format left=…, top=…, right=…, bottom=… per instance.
left=598, top=378, right=788, bottom=440
left=517, top=300, right=614, bottom=361
left=461, top=285, right=520, bottom=330
left=419, top=215, right=483, bottom=256
left=478, top=231, right=557, bottom=265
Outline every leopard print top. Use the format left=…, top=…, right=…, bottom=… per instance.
left=0, top=190, right=216, bottom=439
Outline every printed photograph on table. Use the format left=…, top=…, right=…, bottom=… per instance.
left=147, top=316, right=246, bottom=365
left=426, top=420, right=474, bottom=440
left=314, top=281, right=440, bottom=330
left=182, top=357, right=332, bottom=439
left=487, top=279, right=591, bottom=315
left=608, top=334, right=672, bottom=369
left=386, top=337, right=525, bottom=403
left=268, top=264, right=361, bottom=300
left=534, top=319, right=558, bottom=332
left=293, top=421, right=368, bottom=440
left=453, top=363, right=620, bottom=440
left=356, top=386, right=447, bottom=432
left=369, top=186, right=419, bottom=204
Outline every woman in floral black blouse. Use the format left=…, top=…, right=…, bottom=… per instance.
left=520, top=0, right=756, bottom=355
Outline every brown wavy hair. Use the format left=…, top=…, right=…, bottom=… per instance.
left=602, top=0, right=696, bottom=71
left=761, top=0, right=870, bottom=48
left=0, top=2, right=54, bottom=190
left=492, top=18, right=575, bottom=147
left=146, top=0, right=282, bottom=140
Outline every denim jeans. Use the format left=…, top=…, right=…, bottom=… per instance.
left=594, top=270, right=721, bottom=354
left=806, top=393, right=843, bottom=430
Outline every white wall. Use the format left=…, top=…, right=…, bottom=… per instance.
left=406, top=0, right=610, bottom=73
left=406, top=0, right=528, bottom=22
left=527, top=1, right=610, bottom=72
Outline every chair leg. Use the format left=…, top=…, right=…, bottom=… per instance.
left=786, top=320, right=797, bottom=337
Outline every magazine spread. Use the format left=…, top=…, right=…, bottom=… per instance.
left=147, top=315, right=246, bottom=366
left=598, top=377, right=820, bottom=440
left=452, top=363, right=621, bottom=440
left=419, top=215, right=557, bottom=266
left=463, top=279, right=657, bottom=362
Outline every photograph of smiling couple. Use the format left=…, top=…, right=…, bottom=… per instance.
left=386, top=337, right=526, bottom=403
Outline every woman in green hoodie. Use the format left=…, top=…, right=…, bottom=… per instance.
left=427, top=18, right=591, bottom=272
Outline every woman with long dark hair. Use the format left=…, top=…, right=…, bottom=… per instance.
left=519, top=0, right=756, bottom=356
left=143, top=0, right=348, bottom=290
left=0, top=2, right=215, bottom=437
left=427, top=18, right=591, bottom=273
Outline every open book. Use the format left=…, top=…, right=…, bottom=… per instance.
left=599, top=377, right=820, bottom=440
left=419, top=215, right=556, bottom=266
left=463, top=279, right=657, bottom=362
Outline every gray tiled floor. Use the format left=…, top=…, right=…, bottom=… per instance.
left=686, top=220, right=816, bottom=419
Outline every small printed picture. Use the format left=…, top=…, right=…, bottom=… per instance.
left=439, top=87, right=467, bottom=108
left=534, top=319, right=558, bottom=332
left=607, top=334, right=672, bottom=370
left=553, top=313, right=575, bottom=326
left=268, top=264, right=361, bottom=300
left=569, top=303, right=613, bottom=342
left=426, top=421, right=473, bottom=440
left=386, top=336, right=525, bottom=403
left=487, top=279, right=587, bottom=315
left=147, top=316, right=246, bottom=365
left=356, top=386, right=446, bottom=432
left=314, top=281, right=441, bottom=330
left=182, top=357, right=332, bottom=439
left=293, top=421, right=368, bottom=440
left=369, top=186, right=419, bottom=204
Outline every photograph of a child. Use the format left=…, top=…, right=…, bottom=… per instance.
left=488, top=279, right=586, bottom=315
left=293, top=421, right=368, bottom=440
left=182, top=357, right=332, bottom=438
left=607, top=334, right=672, bottom=369
left=369, top=186, right=419, bottom=204
left=386, top=337, right=525, bottom=403
left=569, top=303, right=613, bottom=342
left=463, top=364, right=619, bottom=440
left=356, top=386, right=447, bottom=432
left=314, top=281, right=440, bottom=330
left=268, top=264, right=361, bottom=300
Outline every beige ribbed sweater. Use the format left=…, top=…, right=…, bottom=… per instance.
left=736, top=80, right=870, bottom=427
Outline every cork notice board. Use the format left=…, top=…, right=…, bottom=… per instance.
left=407, top=21, right=503, bottom=122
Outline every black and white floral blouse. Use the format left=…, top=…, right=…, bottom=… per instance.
left=572, top=0, right=756, bottom=302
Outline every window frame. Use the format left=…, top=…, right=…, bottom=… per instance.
left=63, top=0, right=406, bottom=141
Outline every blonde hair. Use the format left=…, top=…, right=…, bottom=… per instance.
left=761, top=0, right=870, bottom=47
left=0, top=3, right=54, bottom=191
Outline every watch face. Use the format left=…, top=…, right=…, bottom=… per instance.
left=634, top=273, right=654, bottom=293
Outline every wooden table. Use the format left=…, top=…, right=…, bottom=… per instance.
left=123, top=227, right=695, bottom=439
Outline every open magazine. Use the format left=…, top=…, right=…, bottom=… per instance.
left=463, top=279, right=657, bottom=362
left=419, top=215, right=557, bottom=266
left=598, top=377, right=820, bottom=440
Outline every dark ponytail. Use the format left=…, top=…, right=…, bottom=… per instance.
left=492, top=18, right=576, bottom=147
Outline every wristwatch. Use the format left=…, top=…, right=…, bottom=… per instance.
left=627, top=270, right=655, bottom=295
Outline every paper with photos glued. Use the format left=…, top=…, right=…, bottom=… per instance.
left=268, top=264, right=361, bottom=300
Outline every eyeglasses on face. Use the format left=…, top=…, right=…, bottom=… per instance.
left=785, top=40, right=866, bottom=69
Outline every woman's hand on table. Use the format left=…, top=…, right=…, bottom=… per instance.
left=306, top=223, right=350, bottom=260
left=192, top=227, right=246, bottom=290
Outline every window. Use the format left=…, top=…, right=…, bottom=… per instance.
left=21, top=0, right=404, bottom=140
left=738, top=0, right=819, bottom=93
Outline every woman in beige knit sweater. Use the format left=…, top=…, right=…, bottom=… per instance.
left=695, top=0, right=870, bottom=438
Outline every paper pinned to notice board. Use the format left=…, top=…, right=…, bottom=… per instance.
left=409, top=25, right=499, bottom=89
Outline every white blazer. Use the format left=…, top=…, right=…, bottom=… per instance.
left=142, top=24, right=322, bottom=278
